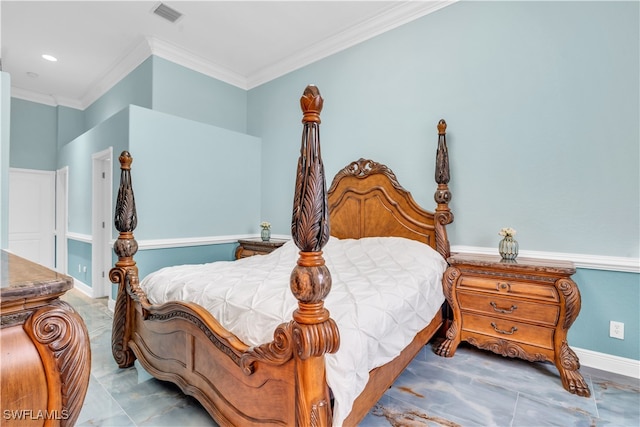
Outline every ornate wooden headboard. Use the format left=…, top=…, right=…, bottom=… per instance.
left=327, top=121, right=453, bottom=258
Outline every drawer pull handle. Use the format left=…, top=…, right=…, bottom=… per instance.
left=496, top=282, right=512, bottom=292
left=491, top=322, right=518, bottom=335
left=490, top=302, right=517, bottom=314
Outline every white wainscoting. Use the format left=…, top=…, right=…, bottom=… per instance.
left=451, top=245, right=639, bottom=273
left=67, top=232, right=92, bottom=243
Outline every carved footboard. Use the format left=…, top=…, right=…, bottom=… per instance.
left=111, top=85, right=339, bottom=426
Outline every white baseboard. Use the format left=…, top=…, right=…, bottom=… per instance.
left=73, top=278, right=94, bottom=298
left=574, top=347, right=640, bottom=379
left=107, top=298, right=115, bottom=312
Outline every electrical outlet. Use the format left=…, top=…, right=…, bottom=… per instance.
left=82, top=266, right=87, bottom=273
left=610, top=321, right=624, bottom=340
left=78, top=264, right=82, bottom=273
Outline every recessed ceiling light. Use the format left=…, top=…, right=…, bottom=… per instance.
left=42, top=54, right=58, bottom=62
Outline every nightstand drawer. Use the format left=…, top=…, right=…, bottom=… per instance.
left=458, top=277, right=559, bottom=302
left=458, top=291, right=559, bottom=326
left=462, top=313, right=554, bottom=350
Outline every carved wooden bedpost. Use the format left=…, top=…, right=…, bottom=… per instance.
left=290, top=85, right=340, bottom=426
left=110, top=151, right=140, bottom=368
left=434, top=119, right=453, bottom=259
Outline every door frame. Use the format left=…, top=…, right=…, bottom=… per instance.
left=92, top=147, right=113, bottom=298
left=55, top=166, right=68, bottom=274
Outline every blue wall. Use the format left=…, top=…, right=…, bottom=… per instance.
left=246, top=1, right=639, bottom=359
left=10, top=98, right=58, bottom=170
left=83, top=57, right=153, bottom=132
left=67, top=239, right=92, bottom=285
left=128, top=105, right=261, bottom=240
left=248, top=1, right=639, bottom=259
left=57, top=107, right=130, bottom=235
left=569, top=269, right=639, bottom=360
left=151, top=57, right=248, bottom=134
left=57, top=105, right=85, bottom=150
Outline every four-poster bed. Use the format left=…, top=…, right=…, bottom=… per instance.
left=110, top=85, right=453, bottom=426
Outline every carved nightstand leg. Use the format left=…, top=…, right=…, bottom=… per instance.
left=435, top=322, right=460, bottom=357
left=435, top=266, right=461, bottom=357
left=557, top=341, right=591, bottom=397
left=555, top=278, right=590, bottom=397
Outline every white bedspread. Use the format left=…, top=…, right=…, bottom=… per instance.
left=140, top=236, right=446, bottom=426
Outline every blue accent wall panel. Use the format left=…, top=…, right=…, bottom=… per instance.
left=128, top=105, right=261, bottom=240
left=57, top=105, right=86, bottom=149
left=135, top=243, right=237, bottom=281
left=10, top=98, right=58, bottom=170
left=111, top=243, right=237, bottom=300
left=67, top=238, right=92, bottom=286
left=569, top=269, right=640, bottom=360
left=151, top=57, right=248, bottom=134
left=84, top=57, right=153, bottom=130
left=57, top=107, right=130, bottom=235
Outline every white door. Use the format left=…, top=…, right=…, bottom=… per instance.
left=8, top=168, right=56, bottom=268
left=55, top=166, right=68, bottom=273
left=92, top=148, right=113, bottom=298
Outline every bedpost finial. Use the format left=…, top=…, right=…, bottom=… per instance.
left=300, top=85, right=323, bottom=124
left=437, top=119, right=447, bottom=135
left=119, top=151, right=133, bottom=170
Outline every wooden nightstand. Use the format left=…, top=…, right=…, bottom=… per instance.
left=235, top=238, right=288, bottom=259
left=435, top=253, right=590, bottom=397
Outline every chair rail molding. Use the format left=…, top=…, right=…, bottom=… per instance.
left=451, top=245, right=639, bottom=274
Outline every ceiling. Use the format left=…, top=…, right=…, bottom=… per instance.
left=1, top=1, right=453, bottom=109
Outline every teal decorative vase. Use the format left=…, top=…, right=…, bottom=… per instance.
left=261, top=228, right=270, bottom=242
left=499, top=236, right=518, bottom=260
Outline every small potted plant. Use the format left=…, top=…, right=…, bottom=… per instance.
left=498, top=227, right=518, bottom=260
left=260, top=221, right=271, bottom=241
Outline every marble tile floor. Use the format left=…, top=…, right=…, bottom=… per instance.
left=62, top=289, right=639, bottom=427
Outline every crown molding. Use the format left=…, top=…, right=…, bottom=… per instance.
left=10, top=87, right=56, bottom=106
left=246, top=0, right=456, bottom=88
left=10, top=1, right=456, bottom=109
left=10, top=86, right=85, bottom=108
left=79, top=36, right=153, bottom=110
left=148, top=37, right=248, bottom=90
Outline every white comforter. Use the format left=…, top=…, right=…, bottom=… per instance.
left=141, top=236, right=447, bottom=426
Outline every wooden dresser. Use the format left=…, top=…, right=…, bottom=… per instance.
left=235, top=238, right=287, bottom=259
left=435, top=253, right=590, bottom=397
left=1, top=251, right=91, bottom=426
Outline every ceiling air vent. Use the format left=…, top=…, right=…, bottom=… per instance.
left=152, top=3, right=183, bottom=23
